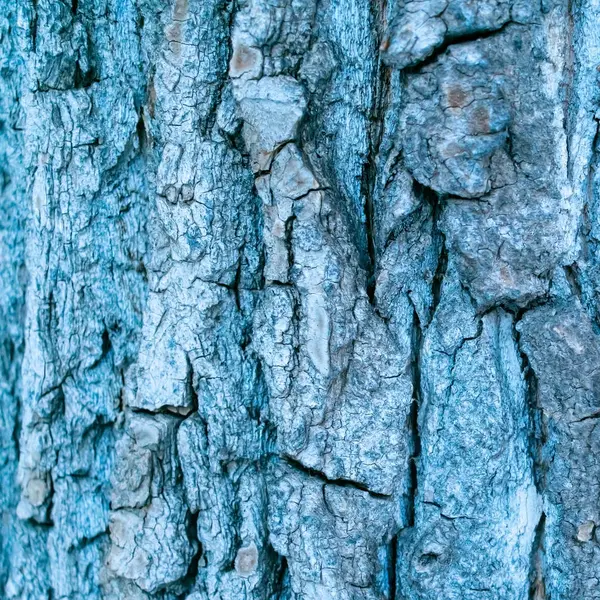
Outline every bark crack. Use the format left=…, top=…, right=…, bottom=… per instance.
left=406, top=179, right=447, bottom=322
left=402, top=21, right=519, bottom=73
left=514, top=311, right=547, bottom=599
left=388, top=535, right=397, bottom=600
left=282, top=455, right=391, bottom=499
left=407, top=301, right=423, bottom=527
left=364, top=5, right=393, bottom=302
left=528, top=512, right=547, bottom=600
left=514, top=313, right=546, bottom=492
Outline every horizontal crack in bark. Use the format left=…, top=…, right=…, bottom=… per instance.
left=282, top=455, right=391, bottom=499
left=402, top=20, right=520, bottom=72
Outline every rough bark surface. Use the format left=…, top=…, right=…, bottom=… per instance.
left=1, top=0, right=599, bottom=599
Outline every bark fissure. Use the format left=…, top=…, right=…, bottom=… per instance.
left=400, top=21, right=517, bottom=73
left=388, top=535, right=397, bottom=600
left=415, top=180, right=447, bottom=322
left=514, top=313, right=546, bottom=493
left=529, top=512, right=547, bottom=600
left=514, top=310, right=549, bottom=599
left=407, top=303, right=422, bottom=528
left=282, top=455, right=392, bottom=499
left=362, top=158, right=378, bottom=303
left=365, top=0, right=393, bottom=302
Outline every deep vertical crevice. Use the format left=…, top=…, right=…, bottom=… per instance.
left=362, top=158, right=377, bottom=303
left=430, top=238, right=448, bottom=320
left=388, top=535, right=397, bottom=600
left=284, top=215, right=296, bottom=286
left=529, top=512, right=547, bottom=600
left=5, top=337, right=21, bottom=458
left=227, top=488, right=242, bottom=573
left=514, top=316, right=546, bottom=493
left=364, top=0, right=393, bottom=303
left=514, top=315, right=547, bottom=598
left=426, top=187, right=447, bottom=321
left=563, top=263, right=582, bottom=301
left=135, top=109, right=148, bottom=153
left=273, top=554, right=290, bottom=600
left=73, top=60, right=99, bottom=89
left=45, top=473, right=55, bottom=526
left=31, top=0, right=38, bottom=53
left=176, top=510, right=201, bottom=595
left=185, top=355, right=199, bottom=413
left=232, top=249, right=243, bottom=311
left=101, top=328, right=111, bottom=356
left=410, top=180, right=446, bottom=321
left=89, top=328, right=111, bottom=370
left=407, top=304, right=422, bottom=527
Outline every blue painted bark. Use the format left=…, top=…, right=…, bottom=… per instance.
left=1, top=1, right=599, bottom=598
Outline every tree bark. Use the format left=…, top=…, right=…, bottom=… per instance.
left=1, top=0, right=599, bottom=598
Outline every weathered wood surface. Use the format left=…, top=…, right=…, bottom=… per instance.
left=1, top=0, right=599, bottom=598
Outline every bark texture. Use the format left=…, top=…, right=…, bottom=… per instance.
left=1, top=0, right=600, bottom=599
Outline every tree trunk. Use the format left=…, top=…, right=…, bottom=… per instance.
left=1, top=0, right=599, bottom=598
